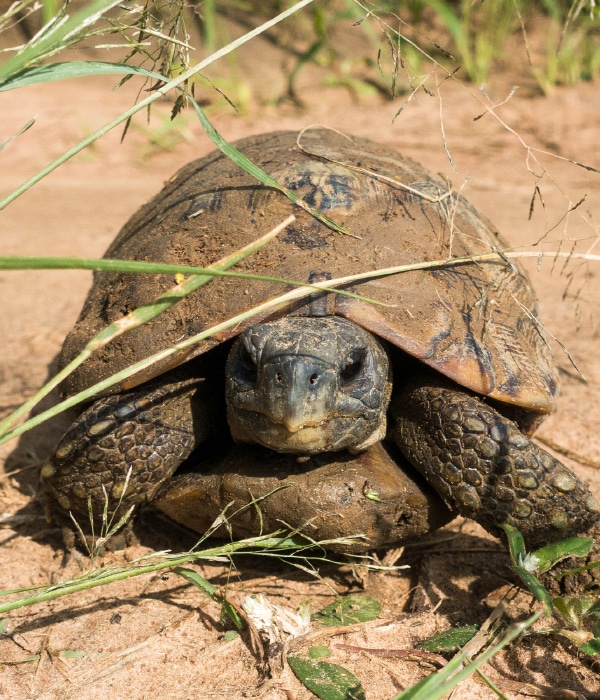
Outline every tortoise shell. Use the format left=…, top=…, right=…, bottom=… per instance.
left=59, top=129, right=557, bottom=414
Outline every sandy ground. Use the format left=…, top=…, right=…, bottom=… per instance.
left=1, top=16, right=600, bottom=700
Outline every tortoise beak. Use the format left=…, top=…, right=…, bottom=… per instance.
left=260, top=356, right=336, bottom=431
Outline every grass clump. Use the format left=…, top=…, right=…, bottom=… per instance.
left=188, top=1, right=600, bottom=95
left=3, top=1, right=599, bottom=105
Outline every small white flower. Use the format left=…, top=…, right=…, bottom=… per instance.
left=276, top=600, right=312, bottom=639
left=242, top=594, right=311, bottom=642
left=242, top=594, right=275, bottom=632
left=518, top=551, right=540, bottom=573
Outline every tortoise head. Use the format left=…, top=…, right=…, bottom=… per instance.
left=225, top=316, right=392, bottom=454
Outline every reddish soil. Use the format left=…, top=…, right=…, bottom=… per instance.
left=1, top=17, right=600, bottom=700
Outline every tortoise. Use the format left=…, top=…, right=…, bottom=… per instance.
left=41, top=129, right=599, bottom=552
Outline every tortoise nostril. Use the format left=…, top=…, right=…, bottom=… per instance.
left=276, top=372, right=283, bottom=383
left=309, top=373, right=319, bottom=385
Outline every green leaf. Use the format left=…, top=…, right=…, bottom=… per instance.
left=0, top=654, right=41, bottom=665
left=308, top=645, right=332, bottom=659
left=173, top=567, right=244, bottom=631
left=0, top=618, right=12, bottom=634
left=288, top=656, right=366, bottom=700
left=552, top=595, right=600, bottom=629
left=585, top=600, right=600, bottom=619
left=533, top=537, right=594, bottom=574
left=501, top=524, right=594, bottom=576
left=511, top=565, right=554, bottom=615
left=312, top=595, right=381, bottom=626
left=58, top=650, right=88, bottom=659
left=173, top=566, right=218, bottom=597
left=500, top=524, right=556, bottom=614
left=553, top=596, right=586, bottom=629
left=417, top=625, right=479, bottom=653
left=223, top=630, right=240, bottom=642
left=499, top=523, right=526, bottom=565
left=580, top=638, right=600, bottom=656
left=0, top=61, right=160, bottom=91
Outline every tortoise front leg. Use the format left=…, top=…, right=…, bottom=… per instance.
left=390, top=375, right=600, bottom=549
left=41, top=368, right=218, bottom=548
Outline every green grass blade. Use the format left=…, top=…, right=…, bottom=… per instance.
left=0, top=0, right=124, bottom=83
left=0, top=220, right=289, bottom=438
left=0, top=0, right=316, bottom=210
left=0, top=249, right=544, bottom=445
left=0, top=255, right=386, bottom=307
left=0, top=272, right=344, bottom=445
left=0, top=60, right=160, bottom=90
left=188, top=96, right=349, bottom=236
left=0, top=534, right=317, bottom=615
left=0, top=117, right=36, bottom=151
left=0, top=532, right=364, bottom=615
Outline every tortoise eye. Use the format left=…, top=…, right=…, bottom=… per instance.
left=340, top=350, right=365, bottom=382
left=240, top=344, right=257, bottom=375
